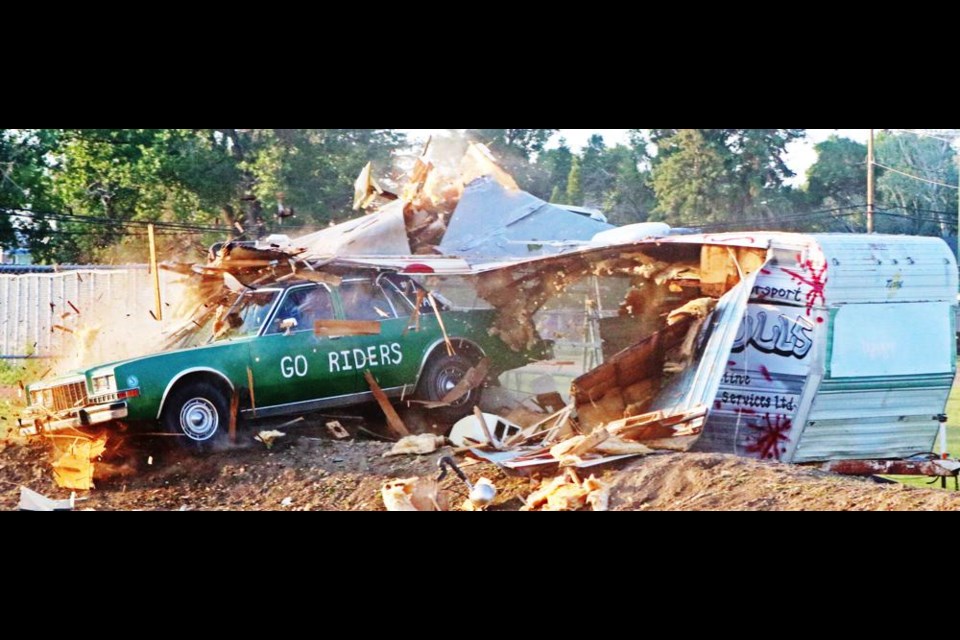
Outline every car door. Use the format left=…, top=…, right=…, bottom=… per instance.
left=337, top=276, right=429, bottom=393
left=248, top=284, right=357, bottom=413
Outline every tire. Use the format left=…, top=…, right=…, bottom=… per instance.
left=162, top=381, right=230, bottom=453
left=417, top=353, right=483, bottom=423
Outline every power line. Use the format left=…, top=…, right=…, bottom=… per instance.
left=886, top=129, right=960, bottom=144
left=2, top=207, right=227, bottom=233
left=871, top=161, right=959, bottom=190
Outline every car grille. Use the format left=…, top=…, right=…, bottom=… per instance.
left=42, top=381, right=89, bottom=413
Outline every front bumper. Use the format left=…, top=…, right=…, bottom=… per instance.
left=19, top=402, right=129, bottom=436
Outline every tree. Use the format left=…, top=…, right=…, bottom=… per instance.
left=806, top=136, right=868, bottom=207
left=802, top=135, right=869, bottom=231
left=648, top=129, right=804, bottom=225
left=649, top=129, right=728, bottom=224
left=603, top=146, right=655, bottom=225
left=464, top=129, right=558, bottom=159
left=8, top=129, right=407, bottom=263
left=874, top=131, right=958, bottom=238
left=535, top=138, right=574, bottom=201
left=566, top=157, right=583, bottom=206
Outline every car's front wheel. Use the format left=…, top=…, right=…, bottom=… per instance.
left=162, top=381, right=230, bottom=452
left=417, top=353, right=483, bottom=423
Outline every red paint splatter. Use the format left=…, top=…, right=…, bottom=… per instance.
left=760, top=268, right=772, bottom=275
left=745, top=413, right=792, bottom=460
left=816, top=316, right=824, bottom=324
left=714, top=400, right=723, bottom=410
left=781, top=259, right=828, bottom=316
left=734, top=408, right=757, bottom=415
left=758, top=365, right=773, bottom=382
left=728, top=361, right=737, bottom=367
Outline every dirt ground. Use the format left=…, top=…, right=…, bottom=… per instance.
left=4, top=389, right=960, bottom=511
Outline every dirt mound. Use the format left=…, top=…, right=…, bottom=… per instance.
left=0, top=434, right=535, bottom=511
left=5, top=429, right=960, bottom=511
left=608, top=452, right=960, bottom=511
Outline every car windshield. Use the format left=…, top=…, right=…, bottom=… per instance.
left=213, top=290, right=280, bottom=342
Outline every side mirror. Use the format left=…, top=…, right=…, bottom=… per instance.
left=280, top=318, right=298, bottom=335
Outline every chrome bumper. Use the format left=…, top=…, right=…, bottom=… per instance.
left=19, top=402, right=129, bottom=436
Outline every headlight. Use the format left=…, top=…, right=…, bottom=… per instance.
left=92, top=374, right=116, bottom=394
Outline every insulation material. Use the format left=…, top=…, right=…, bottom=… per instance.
left=52, top=434, right=108, bottom=490
left=381, top=477, right=444, bottom=511
left=383, top=434, right=447, bottom=457
left=522, top=471, right=610, bottom=512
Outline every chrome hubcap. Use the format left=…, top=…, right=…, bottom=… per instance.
left=437, top=366, right=470, bottom=406
left=179, top=398, right=219, bottom=441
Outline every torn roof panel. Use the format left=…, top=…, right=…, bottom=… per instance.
left=438, top=176, right=614, bottom=260
left=298, top=200, right=411, bottom=259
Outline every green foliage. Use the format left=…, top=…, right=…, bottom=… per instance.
left=874, top=132, right=958, bottom=238
left=2, top=129, right=406, bottom=264
left=649, top=129, right=803, bottom=226
left=464, top=129, right=558, bottom=159
left=566, top=157, right=583, bottom=206
left=805, top=135, right=868, bottom=207
left=650, top=129, right=728, bottom=224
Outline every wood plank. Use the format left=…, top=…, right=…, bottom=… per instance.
left=364, top=370, right=410, bottom=439
left=246, top=366, right=257, bottom=418
left=472, top=406, right=500, bottom=450
left=427, top=292, right=455, bottom=356
left=228, top=389, right=239, bottom=444
left=440, top=358, right=490, bottom=404
left=297, top=271, right=343, bottom=286
left=314, top=319, right=381, bottom=337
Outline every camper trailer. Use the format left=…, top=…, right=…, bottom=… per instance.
left=693, top=233, right=957, bottom=463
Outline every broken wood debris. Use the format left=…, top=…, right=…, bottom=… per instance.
left=364, top=370, right=410, bottom=439
left=314, top=319, right=381, bottom=337
left=326, top=421, right=350, bottom=439
left=51, top=434, right=108, bottom=490
left=246, top=367, right=257, bottom=418
left=427, top=292, right=455, bottom=356
left=254, top=430, right=286, bottom=449
left=522, top=469, right=609, bottom=512
left=440, top=358, right=489, bottom=405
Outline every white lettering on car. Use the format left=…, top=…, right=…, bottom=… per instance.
left=281, top=356, right=295, bottom=378
left=294, top=355, right=308, bottom=377
left=281, top=355, right=310, bottom=378
left=353, top=348, right=368, bottom=369
left=324, top=342, right=405, bottom=372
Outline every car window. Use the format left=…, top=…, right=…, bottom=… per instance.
left=381, top=279, right=415, bottom=314
left=268, top=285, right=334, bottom=334
left=381, top=274, right=432, bottom=312
left=340, top=280, right=397, bottom=321
left=215, top=290, right=280, bottom=341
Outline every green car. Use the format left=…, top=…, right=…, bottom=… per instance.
left=21, top=272, right=548, bottom=450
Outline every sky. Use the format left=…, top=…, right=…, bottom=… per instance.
left=401, top=128, right=871, bottom=188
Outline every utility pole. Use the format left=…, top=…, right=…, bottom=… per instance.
left=867, top=128, right=875, bottom=234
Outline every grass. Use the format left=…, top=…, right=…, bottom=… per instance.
left=884, top=383, right=960, bottom=490
left=0, top=359, right=46, bottom=440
